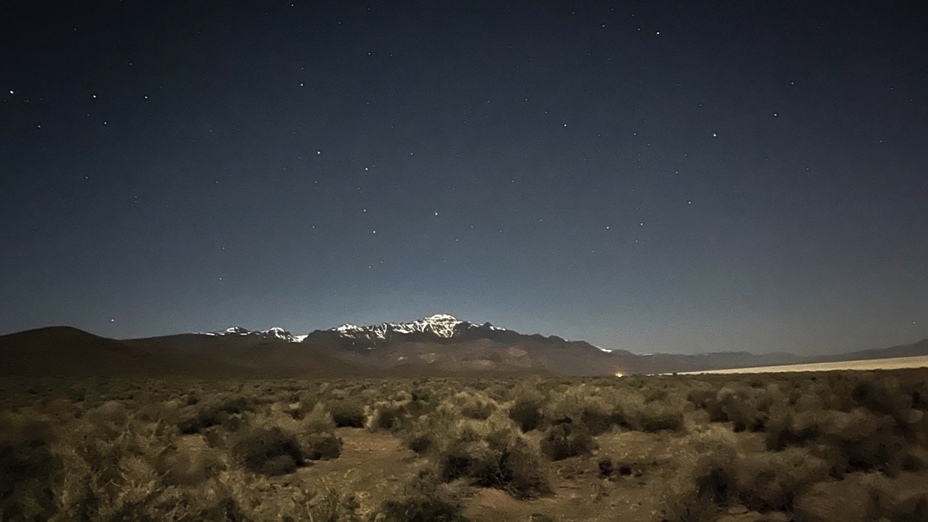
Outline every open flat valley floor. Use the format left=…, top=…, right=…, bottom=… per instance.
left=684, top=355, right=928, bottom=375
left=2, top=369, right=927, bottom=521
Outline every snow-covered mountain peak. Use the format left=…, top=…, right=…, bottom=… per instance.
left=265, top=326, right=296, bottom=341
left=223, top=326, right=250, bottom=335
left=203, top=325, right=298, bottom=342
left=331, top=314, right=487, bottom=341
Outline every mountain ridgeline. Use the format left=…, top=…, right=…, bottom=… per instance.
left=1, top=314, right=926, bottom=378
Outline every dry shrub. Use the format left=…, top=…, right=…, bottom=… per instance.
left=231, top=426, right=304, bottom=476
left=508, top=389, right=545, bottom=432
left=449, top=391, right=497, bottom=420
left=542, top=383, right=621, bottom=435
left=303, top=403, right=337, bottom=433
left=852, top=376, right=911, bottom=417
left=428, top=412, right=550, bottom=499
left=0, top=413, right=60, bottom=520
left=303, top=432, right=342, bottom=460
left=539, top=420, right=597, bottom=461
left=50, top=415, right=189, bottom=521
left=300, top=483, right=363, bottom=522
left=764, top=409, right=822, bottom=451
left=794, top=472, right=928, bottom=522
left=766, top=407, right=908, bottom=477
left=659, top=432, right=738, bottom=522
left=707, top=386, right=767, bottom=432
left=612, top=390, right=685, bottom=433
left=177, top=395, right=255, bottom=435
left=326, top=398, right=366, bottom=428
left=156, top=439, right=226, bottom=486
left=735, top=447, right=829, bottom=512
left=371, top=401, right=408, bottom=432
left=402, top=410, right=457, bottom=455
left=471, top=425, right=550, bottom=499
left=377, top=470, right=466, bottom=522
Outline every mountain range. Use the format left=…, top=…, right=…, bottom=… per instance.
left=1, top=314, right=926, bottom=378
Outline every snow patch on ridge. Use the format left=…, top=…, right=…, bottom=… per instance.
left=203, top=326, right=299, bottom=342
left=330, top=313, right=508, bottom=341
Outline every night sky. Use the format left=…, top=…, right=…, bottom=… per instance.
left=2, top=2, right=926, bottom=355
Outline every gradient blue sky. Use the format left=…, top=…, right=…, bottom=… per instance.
left=2, top=1, right=926, bottom=355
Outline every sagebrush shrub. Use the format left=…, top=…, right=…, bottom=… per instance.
left=457, top=396, right=496, bottom=421
left=469, top=427, right=550, bottom=499
left=659, top=432, right=738, bottom=522
left=177, top=396, right=254, bottom=435
left=735, top=447, right=829, bottom=512
left=539, top=421, right=597, bottom=461
left=304, top=403, right=337, bottom=433
left=327, top=399, right=366, bottom=428
left=509, top=392, right=545, bottom=432
left=371, top=402, right=407, bottom=432
left=377, top=470, right=465, bottom=522
left=231, top=426, right=304, bottom=476
left=156, top=440, right=226, bottom=486
left=0, top=413, right=61, bottom=520
left=303, top=432, right=342, bottom=460
left=852, top=376, right=911, bottom=416
left=765, top=407, right=909, bottom=477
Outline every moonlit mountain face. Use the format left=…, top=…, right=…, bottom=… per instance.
left=200, top=314, right=501, bottom=342
left=203, top=325, right=303, bottom=342
left=205, top=314, right=509, bottom=347
left=334, top=313, right=506, bottom=341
